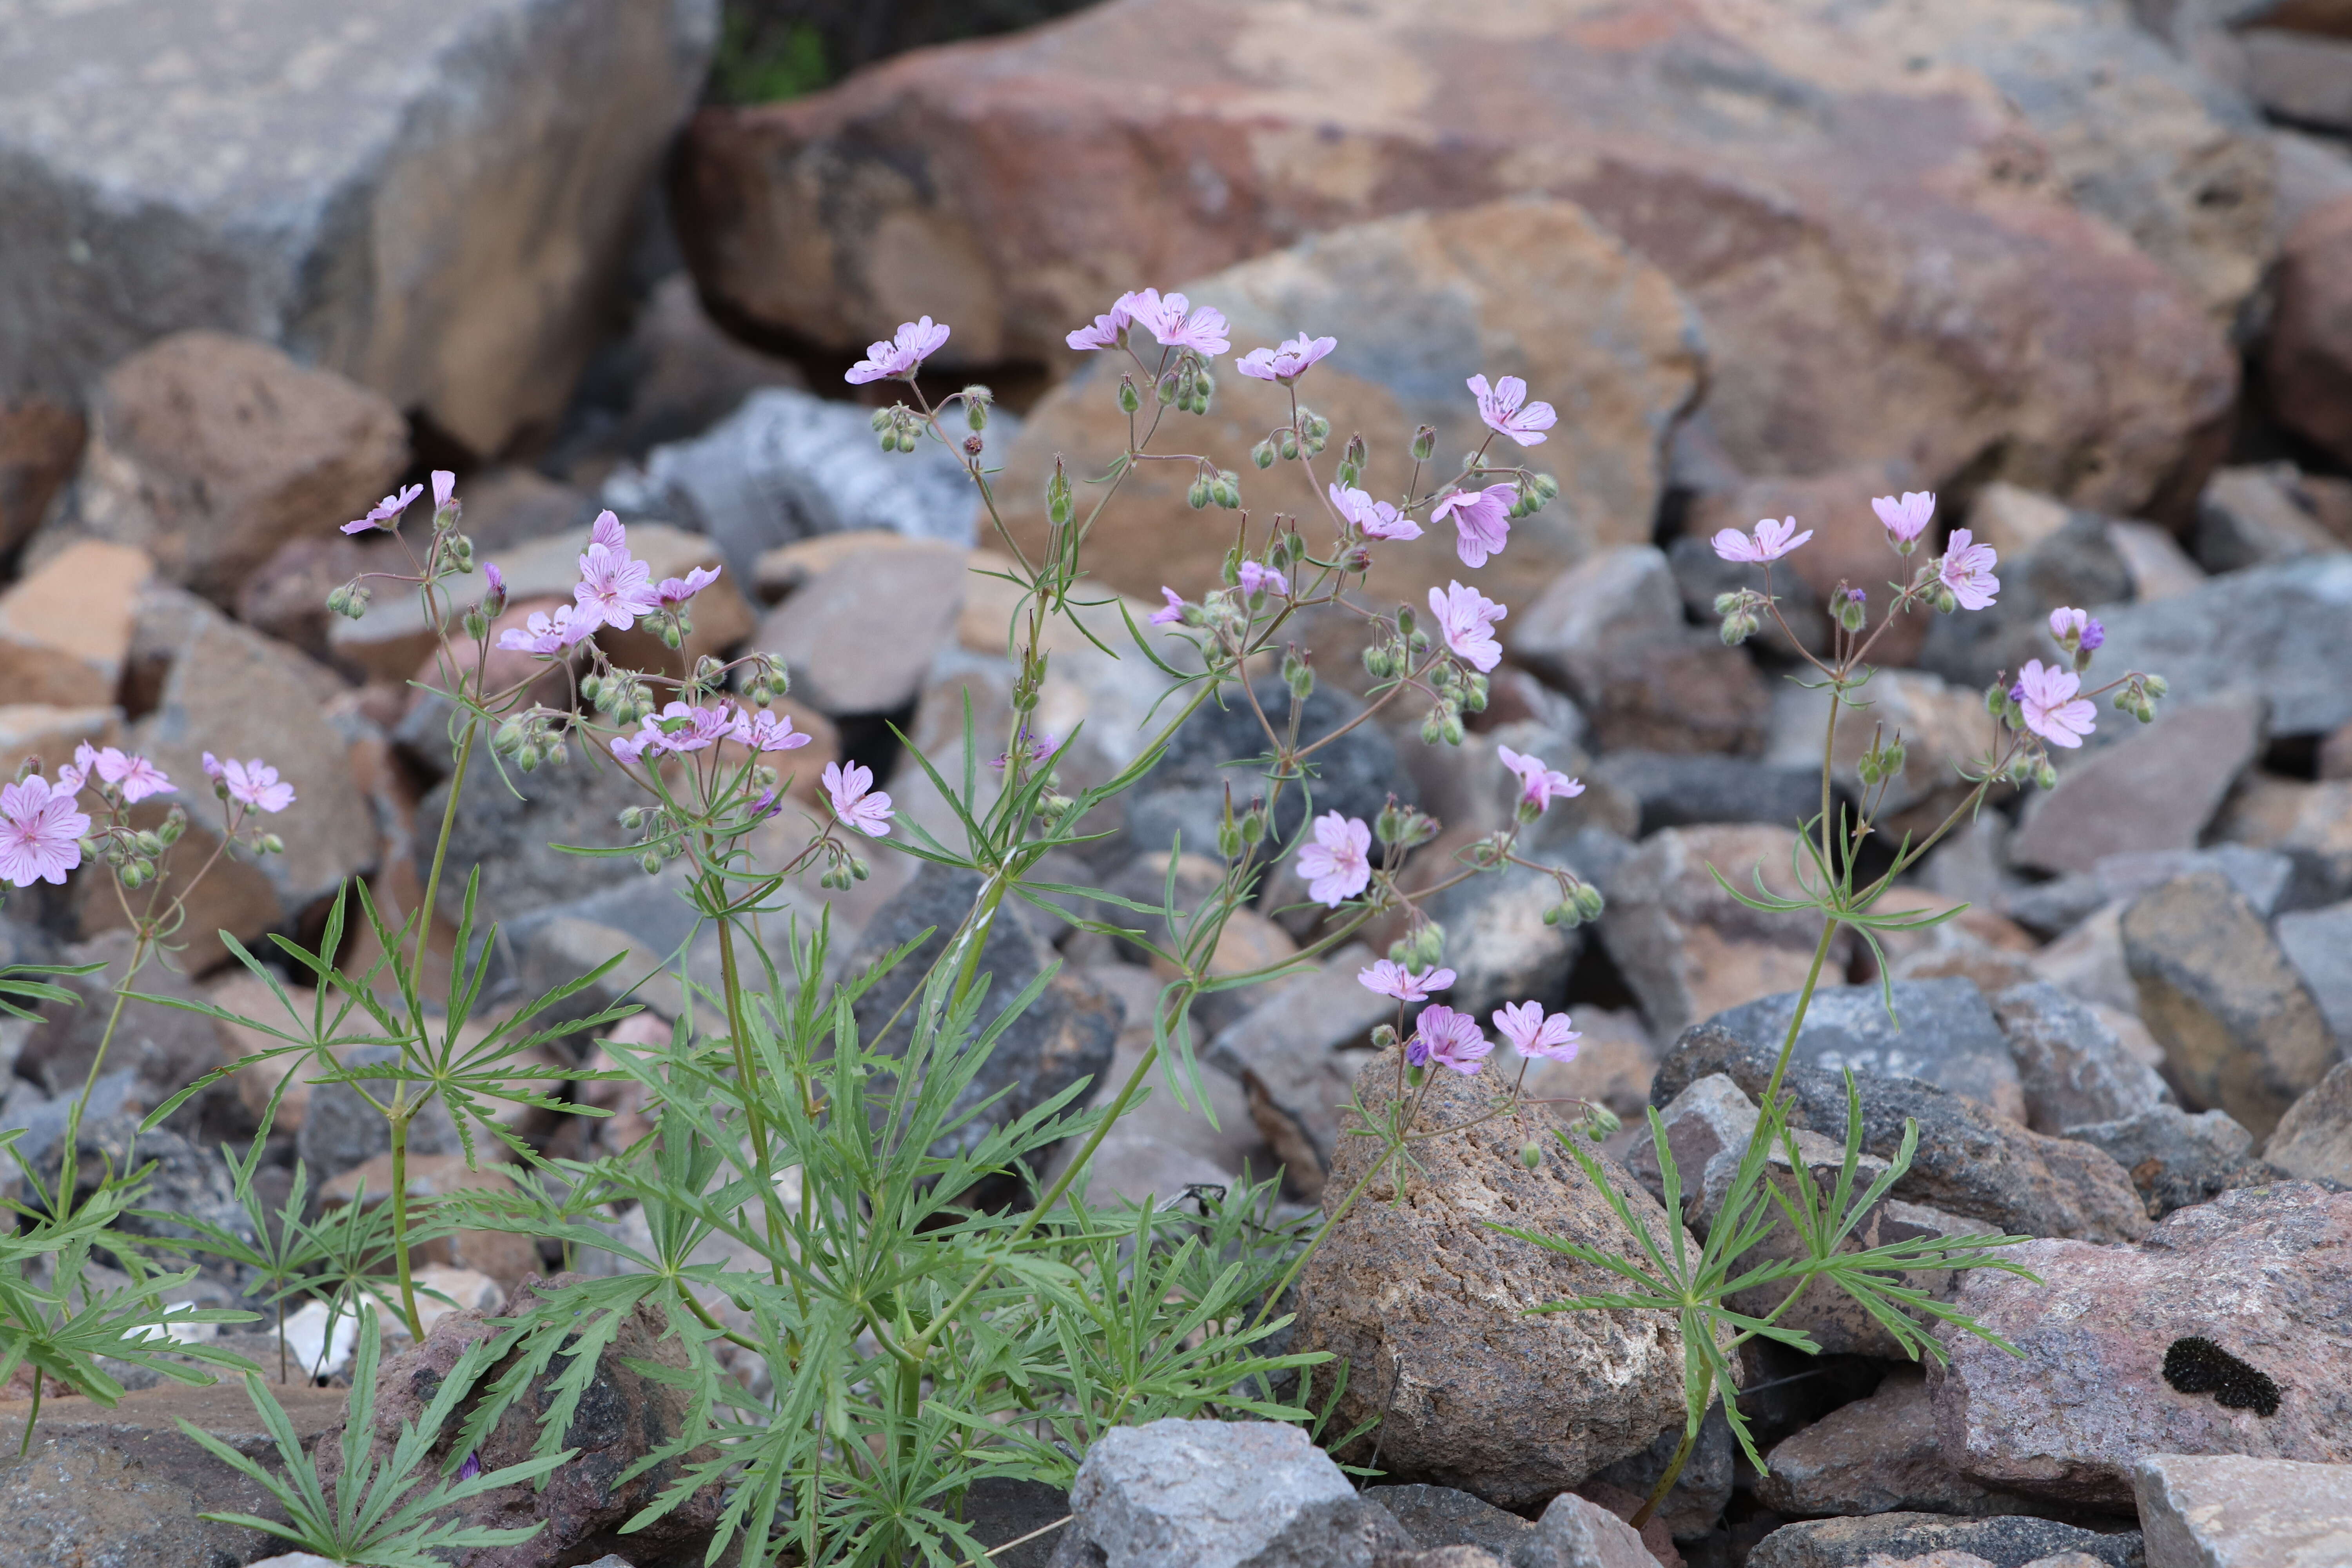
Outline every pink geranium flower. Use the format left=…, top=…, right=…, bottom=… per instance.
left=1493, top=1000, right=1581, bottom=1063
left=0, top=775, right=87, bottom=886
left=1937, top=528, right=2000, bottom=611
left=1408, top=1004, right=1492, bottom=1075
left=731, top=708, right=812, bottom=753
left=1237, top=560, right=1289, bottom=599
left=341, top=483, right=425, bottom=536
left=2049, top=606, right=2105, bottom=652
left=207, top=755, right=294, bottom=813
left=1712, top=516, right=1813, bottom=564
left=573, top=542, right=660, bottom=632
left=1431, top=484, right=1515, bottom=569
left=92, top=747, right=174, bottom=803
left=1871, top=491, right=1935, bottom=546
left=1296, top=811, right=1372, bottom=907
left=1328, top=483, right=1421, bottom=541
left=845, top=317, right=951, bottom=384
left=2014, top=659, right=2096, bottom=749
left=1236, top=332, right=1336, bottom=383
left=1067, top=292, right=1142, bottom=352
left=1150, top=586, right=1187, bottom=626
left=497, top=604, right=592, bottom=655
left=1357, top=960, right=1455, bottom=1003
left=824, top=760, right=894, bottom=838
left=1428, top=581, right=1506, bottom=673
left=1128, top=290, right=1230, bottom=357
left=656, top=564, right=722, bottom=612
left=1468, top=374, right=1556, bottom=446
left=637, top=702, right=736, bottom=756
left=432, top=470, right=457, bottom=511
left=1495, top=745, right=1582, bottom=812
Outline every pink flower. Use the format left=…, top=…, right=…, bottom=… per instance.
left=0, top=775, right=87, bottom=886
left=2049, top=606, right=2105, bottom=652
left=731, top=708, right=812, bottom=753
left=1066, top=292, right=1141, bottom=352
left=1468, top=374, right=1556, bottom=446
left=845, top=316, right=951, bottom=384
left=1236, top=332, right=1336, bottom=383
left=646, top=702, right=737, bottom=755
left=824, top=760, right=894, bottom=838
left=431, top=470, right=457, bottom=511
left=1328, top=483, right=1421, bottom=541
left=1493, top=1000, right=1581, bottom=1063
left=1357, top=960, right=1455, bottom=1003
left=497, top=604, right=592, bottom=655
left=1237, top=560, right=1289, bottom=599
left=1495, top=745, right=1582, bottom=812
left=1871, top=491, right=1935, bottom=545
left=1128, top=289, right=1230, bottom=357
left=1431, top=484, right=1515, bottom=569
left=989, top=724, right=1056, bottom=772
left=1937, top=528, right=2000, bottom=612
left=610, top=729, right=651, bottom=765
left=1428, top=581, right=1506, bottom=674
left=2014, top=659, right=2096, bottom=749
left=1712, top=516, right=1813, bottom=564
left=1296, top=811, right=1372, bottom=907
left=573, top=542, right=660, bottom=631
left=482, top=562, right=506, bottom=602
left=218, top=757, right=294, bottom=813
left=656, top=563, right=722, bottom=612
left=591, top=510, right=626, bottom=550
left=92, top=748, right=173, bottom=803
left=341, top=482, right=425, bottom=535
left=55, top=742, right=93, bottom=795
left=1150, top=586, right=1187, bottom=626
left=1407, top=1004, right=1492, bottom=1075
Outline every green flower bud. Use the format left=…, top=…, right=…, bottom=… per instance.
left=1252, top=438, right=1277, bottom=470
left=1156, top=370, right=1181, bottom=406
left=1371, top=1023, right=1399, bottom=1053
left=1411, top=425, right=1437, bottom=461
left=258, top=833, right=284, bottom=856
left=1528, top=472, right=1560, bottom=505
left=1118, top=375, right=1142, bottom=414
left=870, top=408, right=894, bottom=432
left=962, top=386, right=991, bottom=430
left=1582, top=1102, right=1622, bottom=1142
left=2143, top=674, right=2169, bottom=699
left=119, top=862, right=147, bottom=889
left=1519, top=1140, right=1544, bottom=1170
left=641, top=851, right=662, bottom=875
left=1187, top=475, right=1211, bottom=510
left=1573, top=882, right=1606, bottom=922
left=2035, top=759, right=2060, bottom=790
left=1279, top=432, right=1300, bottom=461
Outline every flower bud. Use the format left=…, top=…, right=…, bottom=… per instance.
left=120, top=862, right=148, bottom=889
left=1581, top=1102, right=1622, bottom=1142
left=896, top=429, right=918, bottom=454
left=326, top=580, right=372, bottom=620
left=1573, top=882, right=1606, bottom=922
left=1719, top=611, right=1758, bottom=646
left=1217, top=815, right=1243, bottom=859
left=1192, top=370, right=1216, bottom=409
left=1117, top=375, right=1141, bottom=414
left=1837, top=590, right=1868, bottom=634
left=1212, top=470, right=1240, bottom=509
left=618, top=806, right=645, bottom=833
left=1187, top=475, right=1210, bottom=510
left=850, top=855, right=870, bottom=881
left=134, top=830, right=163, bottom=857
left=870, top=408, right=893, bottom=432
left=462, top=608, right=489, bottom=643
left=1519, top=1140, right=1544, bottom=1170
left=874, top=426, right=897, bottom=452
left=1933, top=586, right=1958, bottom=614
left=1251, top=438, right=1277, bottom=470
left=157, top=808, right=186, bottom=846
left=641, top=851, right=662, bottom=875
left=1279, top=432, right=1300, bottom=461
left=1370, top=1023, right=1399, bottom=1053
left=2035, top=759, right=2060, bottom=790
left=1527, top=472, right=1561, bottom=505
left=1156, top=370, right=1181, bottom=406
left=1461, top=673, right=1488, bottom=714
left=962, top=386, right=992, bottom=430
left=1283, top=647, right=1314, bottom=702
left=1343, top=544, right=1374, bottom=573
left=1411, top=425, right=1437, bottom=461
left=258, top=833, right=284, bottom=856
left=1363, top=644, right=1395, bottom=679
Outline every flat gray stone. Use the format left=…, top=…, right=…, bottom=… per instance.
left=2062, top=1105, right=2268, bottom=1220
left=2089, top=557, right=2352, bottom=740
left=2275, top=899, right=2352, bottom=1052
left=2010, top=702, right=2264, bottom=877
left=1700, top=979, right=2027, bottom=1123
left=2265, top=1060, right=2352, bottom=1188
left=2133, top=1453, right=2352, bottom=1568
left=1994, top=981, right=2173, bottom=1136
left=1746, top=1514, right=2142, bottom=1568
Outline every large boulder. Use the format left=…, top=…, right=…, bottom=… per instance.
left=0, top=0, right=719, bottom=456
left=1291, top=1044, right=1708, bottom=1511
left=2266, top=194, right=2352, bottom=466
left=678, top=0, right=2239, bottom=516
left=2087, top=554, right=2352, bottom=740
left=2133, top=1452, right=2352, bottom=1568
left=2006, top=701, right=2264, bottom=877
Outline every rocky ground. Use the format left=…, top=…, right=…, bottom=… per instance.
left=3, top=0, right=2352, bottom=1565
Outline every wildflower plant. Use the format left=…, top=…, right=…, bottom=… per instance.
left=0, top=265, right=2169, bottom=1563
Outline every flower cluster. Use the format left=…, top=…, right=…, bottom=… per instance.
left=609, top=701, right=813, bottom=764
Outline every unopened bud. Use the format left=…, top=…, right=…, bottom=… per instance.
left=1933, top=586, right=1958, bottom=614
left=1720, top=612, right=1758, bottom=646
left=1519, top=1140, right=1544, bottom=1169
left=1836, top=590, right=1868, bottom=634
left=1252, top=438, right=1277, bottom=470
left=1581, top=1102, right=1622, bottom=1143
left=1461, top=673, right=1488, bottom=714
left=1279, top=432, right=1300, bottom=461
left=641, top=851, right=662, bottom=875
left=1187, top=475, right=1210, bottom=510
left=1211, top=471, right=1240, bottom=509
left=326, top=581, right=372, bottom=620
left=1410, top=425, right=1436, bottom=461
left=462, top=608, right=488, bottom=642
left=1117, top=375, right=1141, bottom=414
left=1156, top=370, right=1181, bottom=406
left=258, top=833, right=284, bottom=855
left=962, top=386, right=991, bottom=430
left=870, top=408, right=894, bottom=432
left=618, top=806, right=645, bottom=833
left=1370, top=1024, right=1399, bottom=1053
left=2143, top=674, right=2168, bottom=699
left=1527, top=472, right=1560, bottom=505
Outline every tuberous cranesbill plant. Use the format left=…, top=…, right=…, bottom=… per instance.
left=1505, top=490, right=2171, bottom=1524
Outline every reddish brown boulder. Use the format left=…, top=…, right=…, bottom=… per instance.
left=2268, top=195, right=2352, bottom=466
left=0, top=397, right=82, bottom=553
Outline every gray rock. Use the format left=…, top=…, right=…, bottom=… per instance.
left=2002, top=846, right=2296, bottom=938
left=2241, top=28, right=2352, bottom=136
left=1508, top=1492, right=1658, bottom=1568
left=1994, top=982, right=2173, bottom=1136
left=604, top=385, right=1000, bottom=583
left=61, top=1116, right=252, bottom=1256
left=960, top=1476, right=1073, bottom=1568
left=1044, top=1419, right=1412, bottom=1568
left=419, top=753, right=652, bottom=927
left=1756, top=1367, right=2055, bottom=1520
left=295, top=1044, right=461, bottom=1182
left=2212, top=774, right=2352, bottom=909
left=2193, top=463, right=2347, bottom=573
left=1653, top=1026, right=2151, bottom=1242
left=1413, top=859, right=1581, bottom=1018
left=2133, top=1453, right=2352, bottom=1568
left=2062, top=1105, right=2269, bottom=1219
left=2264, top=1059, right=2352, bottom=1187
left=2087, top=556, right=2352, bottom=739
left=0, top=1067, right=132, bottom=1177
left=1507, top=544, right=1683, bottom=699
left=1586, top=1407, right=1732, bottom=1542
left=1700, top=980, right=2028, bottom=1124
left=0, top=0, right=718, bottom=456
left=1205, top=951, right=1390, bottom=1199
left=752, top=533, right=969, bottom=715
left=2122, top=872, right=2336, bottom=1140
left=1919, top=512, right=2135, bottom=691
left=1369, top=1485, right=1535, bottom=1557
left=1590, top=751, right=1828, bottom=837
left=16, top=930, right=229, bottom=1136
left=2275, top=899, right=2352, bottom=1051
left=2009, top=702, right=2265, bottom=877
left=1746, top=1514, right=2142, bottom=1568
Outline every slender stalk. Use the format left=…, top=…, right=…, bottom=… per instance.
left=54, top=931, right=150, bottom=1222
left=713, top=905, right=793, bottom=1291
left=386, top=1100, right=421, bottom=1340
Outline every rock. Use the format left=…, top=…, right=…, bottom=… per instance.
left=1931, top=1183, right=2352, bottom=1508
left=1764, top=671, right=1991, bottom=834
left=418, top=748, right=655, bottom=927
left=0, top=1379, right=349, bottom=1568
left=1700, top=980, right=2029, bottom=1124
left=2061, top=1106, right=2268, bottom=1220
left=2087, top=556, right=2352, bottom=740
left=1057, top=964, right=1266, bottom=1182
left=0, top=540, right=147, bottom=707
left=1510, top=546, right=1686, bottom=697
left=1370, top=1485, right=1535, bottom=1558
left=1292, top=1045, right=1707, bottom=1510
left=603, top=385, right=993, bottom=584
left=296, top=1044, right=463, bottom=1182
left=2210, top=775, right=2352, bottom=907
left=677, top=0, right=2238, bottom=517
left=1203, top=950, right=1390, bottom=1200
left=58, top=1116, right=249, bottom=1256
left=2242, top=25, right=2352, bottom=130
left=991, top=197, right=1701, bottom=623
left=2104, top=521, right=2207, bottom=605
left=2121, top=871, right=2336, bottom=1140
left=1586, top=1408, right=1734, bottom=1544
left=1142, top=676, right=1400, bottom=851
left=1522, top=1008, right=1661, bottom=1124
left=2193, top=463, right=2349, bottom=572
left=1993, top=983, right=2174, bottom=1136
left=0, top=2, right=719, bottom=456
left=1512, top=1492, right=1662, bottom=1568
left=960, top=1475, right=1073, bottom=1568
left=2030, top=906, right=2141, bottom=1016
left=2010, top=702, right=2263, bottom=877
left=753, top=534, right=968, bottom=715
left=1591, top=752, right=1827, bottom=838
left=320, top=1152, right=541, bottom=1291
left=47, top=332, right=407, bottom=602
left=1412, top=859, right=1583, bottom=1019
left=1573, top=637, right=1774, bottom=759
left=1747, top=1515, right=2142, bottom=1568
left=0, top=398, right=82, bottom=555
left=2267, top=195, right=2352, bottom=465
left=1757, top=1368, right=2052, bottom=1520
left=1044, top=1419, right=1412, bottom=1568
left=2277, top=901, right=2352, bottom=1051
left=15, top=929, right=225, bottom=1130
left=2132, top=1452, right=2352, bottom=1568
left=2265, top=1060, right=2352, bottom=1185
left=2002, top=846, right=2296, bottom=938
left=1918, top=510, right=2135, bottom=693
left=316, top=1273, right=719, bottom=1568
left=845, top=865, right=1120, bottom=1169
left=1056, top=1128, right=1235, bottom=1212
left=1599, top=826, right=1853, bottom=1041
left=0, top=704, right=115, bottom=777
left=1652, top=1026, right=2151, bottom=1242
